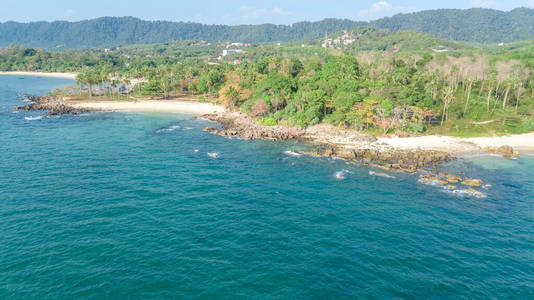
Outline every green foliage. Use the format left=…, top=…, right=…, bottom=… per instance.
left=3, top=8, right=534, bottom=49
left=1, top=29, right=534, bottom=136
left=380, top=99, right=394, bottom=117
left=258, top=117, right=277, bottom=126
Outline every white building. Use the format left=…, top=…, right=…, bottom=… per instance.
left=222, top=49, right=244, bottom=56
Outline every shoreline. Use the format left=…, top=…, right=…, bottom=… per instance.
left=18, top=95, right=534, bottom=157
left=377, top=133, right=534, bottom=154
left=201, top=112, right=534, bottom=160
left=17, top=96, right=532, bottom=192
left=0, top=71, right=77, bottom=79
left=68, top=99, right=225, bottom=115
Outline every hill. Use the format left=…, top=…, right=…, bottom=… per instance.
left=372, top=8, right=534, bottom=44
left=1, top=8, right=534, bottom=49
left=321, top=27, right=463, bottom=53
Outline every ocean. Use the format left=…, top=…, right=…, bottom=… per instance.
left=1, top=75, right=533, bottom=298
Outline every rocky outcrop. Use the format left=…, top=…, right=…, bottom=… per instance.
left=419, top=173, right=485, bottom=189
left=201, top=113, right=304, bottom=141
left=462, top=178, right=483, bottom=187
left=15, top=95, right=92, bottom=116
left=484, top=145, right=520, bottom=159
left=201, top=112, right=455, bottom=173
left=304, top=146, right=452, bottom=172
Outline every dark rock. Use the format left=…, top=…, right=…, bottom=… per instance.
left=16, top=95, right=91, bottom=116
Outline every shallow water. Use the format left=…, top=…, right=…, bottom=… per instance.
left=1, top=76, right=533, bottom=298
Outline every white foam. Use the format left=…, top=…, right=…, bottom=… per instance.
left=24, top=116, right=43, bottom=121
left=284, top=150, right=302, bottom=157
left=369, top=171, right=395, bottom=179
left=418, top=179, right=440, bottom=186
left=207, top=152, right=219, bottom=158
left=335, top=169, right=350, bottom=180
left=448, top=188, right=487, bottom=199
left=157, top=125, right=180, bottom=133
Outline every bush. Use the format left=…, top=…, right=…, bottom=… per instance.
left=258, top=117, right=277, bottom=126
left=406, top=121, right=424, bottom=134
left=304, top=106, right=322, bottom=125
left=288, top=112, right=308, bottom=128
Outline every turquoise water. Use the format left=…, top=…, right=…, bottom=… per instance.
left=1, top=75, right=533, bottom=298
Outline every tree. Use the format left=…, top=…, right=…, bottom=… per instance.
left=441, top=83, right=456, bottom=125
left=463, top=77, right=474, bottom=115
left=224, top=86, right=240, bottom=109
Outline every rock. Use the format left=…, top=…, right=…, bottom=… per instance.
left=465, top=188, right=486, bottom=198
left=16, top=95, right=92, bottom=116
left=202, top=112, right=453, bottom=174
left=324, top=148, right=335, bottom=157
left=462, top=178, right=483, bottom=187
left=335, top=149, right=355, bottom=160
left=437, top=180, right=449, bottom=186
left=372, top=172, right=395, bottom=179
left=443, top=173, right=462, bottom=184
left=419, top=174, right=441, bottom=185
left=485, top=145, right=519, bottom=159
left=201, top=113, right=305, bottom=141
left=446, top=185, right=457, bottom=190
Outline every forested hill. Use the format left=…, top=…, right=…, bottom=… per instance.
left=1, top=8, right=534, bottom=49
left=372, top=8, right=534, bottom=44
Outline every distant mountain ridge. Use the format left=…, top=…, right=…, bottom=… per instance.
left=1, top=8, right=533, bottom=49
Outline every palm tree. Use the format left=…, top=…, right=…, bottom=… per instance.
left=441, top=83, right=456, bottom=125
left=224, top=86, right=239, bottom=109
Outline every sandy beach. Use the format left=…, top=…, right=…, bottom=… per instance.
left=22, top=94, right=534, bottom=155
left=0, top=71, right=77, bottom=79
left=69, top=99, right=225, bottom=115
left=377, top=133, right=534, bottom=153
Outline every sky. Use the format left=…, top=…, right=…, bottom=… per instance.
left=1, top=0, right=534, bottom=24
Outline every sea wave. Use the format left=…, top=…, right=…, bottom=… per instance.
left=446, top=188, right=487, bottom=198
left=335, top=169, right=350, bottom=180
left=24, top=116, right=43, bottom=121
left=207, top=152, right=219, bottom=158
left=156, top=125, right=180, bottom=134
left=369, top=171, right=395, bottom=179
left=284, top=150, right=302, bottom=157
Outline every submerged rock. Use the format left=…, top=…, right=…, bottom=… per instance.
left=441, top=173, right=462, bottom=184
left=462, top=178, right=483, bottom=187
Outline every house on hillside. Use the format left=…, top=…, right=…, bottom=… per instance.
left=222, top=49, right=244, bottom=56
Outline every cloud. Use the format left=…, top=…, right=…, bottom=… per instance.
left=470, top=0, right=498, bottom=8
left=357, top=1, right=413, bottom=20
left=371, top=1, right=391, bottom=12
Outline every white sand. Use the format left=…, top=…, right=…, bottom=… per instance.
left=0, top=71, right=77, bottom=79
left=70, top=100, right=225, bottom=115
left=378, top=133, right=534, bottom=153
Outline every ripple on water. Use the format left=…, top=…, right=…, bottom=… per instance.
left=1, top=76, right=534, bottom=299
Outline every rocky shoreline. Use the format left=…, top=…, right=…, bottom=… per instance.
left=201, top=112, right=453, bottom=172
left=17, top=97, right=521, bottom=197
left=200, top=112, right=524, bottom=197
left=15, top=95, right=93, bottom=116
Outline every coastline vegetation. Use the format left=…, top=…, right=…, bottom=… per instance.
left=1, top=27, right=534, bottom=137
